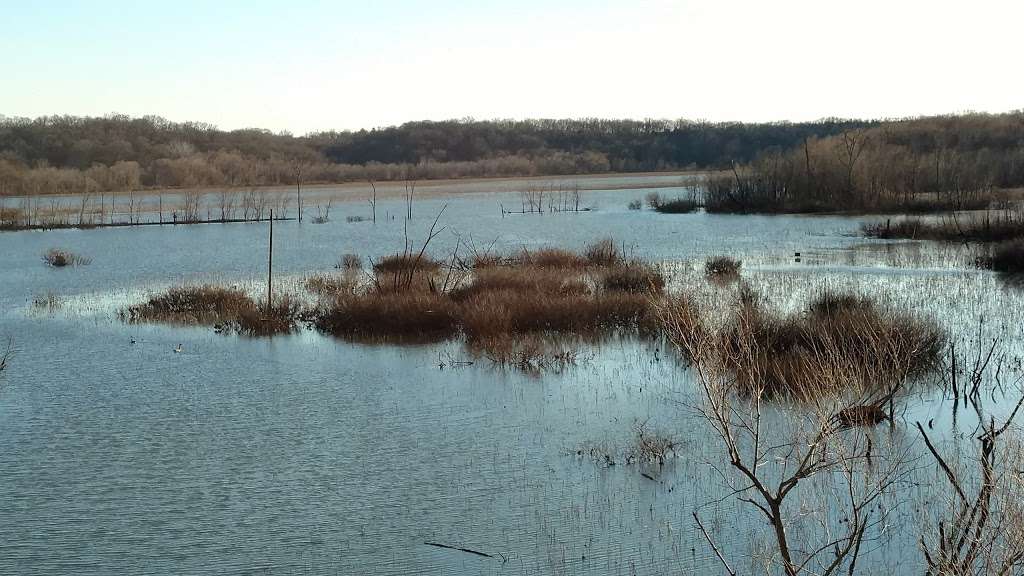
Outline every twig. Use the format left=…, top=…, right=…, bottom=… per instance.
left=424, top=541, right=494, bottom=559
left=693, top=512, right=737, bottom=576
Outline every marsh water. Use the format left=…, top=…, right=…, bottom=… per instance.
left=1, top=176, right=1022, bottom=575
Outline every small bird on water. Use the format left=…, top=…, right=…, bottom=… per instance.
left=174, top=344, right=183, bottom=353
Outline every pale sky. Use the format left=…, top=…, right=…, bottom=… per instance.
left=2, top=0, right=1021, bottom=134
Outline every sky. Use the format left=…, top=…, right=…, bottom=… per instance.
left=2, top=0, right=1022, bottom=134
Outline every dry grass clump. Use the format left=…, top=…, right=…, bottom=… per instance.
left=122, top=285, right=299, bottom=336
left=704, top=256, right=742, bottom=278
left=450, top=267, right=589, bottom=302
left=600, top=263, right=665, bottom=294
left=372, top=253, right=442, bottom=274
left=315, top=291, right=460, bottom=342
left=43, top=248, right=91, bottom=267
left=305, top=274, right=357, bottom=297
left=724, top=290, right=943, bottom=398
left=337, top=253, right=362, bottom=271
left=513, top=248, right=587, bottom=269
left=582, top=238, right=623, bottom=267
left=459, top=289, right=657, bottom=340
left=660, top=287, right=944, bottom=400
left=233, top=296, right=303, bottom=336
left=315, top=239, right=661, bottom=354
left=473, top=240, right=625, bottom=270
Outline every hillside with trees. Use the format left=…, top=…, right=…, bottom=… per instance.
left=0, top=114, right=873, bottom=195
left=704, top=111, right=1024, bottom=213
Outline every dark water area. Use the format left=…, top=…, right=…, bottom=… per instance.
left=1, top=179, right=1022, bottom=574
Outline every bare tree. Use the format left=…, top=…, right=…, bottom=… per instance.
left=659, top=298, right=911, bottom=576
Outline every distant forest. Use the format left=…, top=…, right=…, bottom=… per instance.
left=0, top=115, right=876, bottom=195
left=704, top=111, right=1024, bottom=213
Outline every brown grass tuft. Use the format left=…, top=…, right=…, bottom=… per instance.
left=600, top=263, right=665, bottom=294
left=121, top=285, right=299, bottom=336
left=660, top=288, right=944, bottom=400
left=315, top=291, right=460, bottom=342
left=372, top=253, right=442, bottom=274
left=305, top=274, right=357, bottom=297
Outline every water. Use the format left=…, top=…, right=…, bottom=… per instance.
left=1, top=178, right=1021, bottom=575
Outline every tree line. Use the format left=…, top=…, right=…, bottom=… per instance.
left=704, top=111, right=1024, bottom=213
left=2, top=111, right=992, bottom=196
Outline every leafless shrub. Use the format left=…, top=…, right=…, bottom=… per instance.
left=659, top=291, right=915, bottom=575
left=43, top=249, right=91, bottom=267
left=705, top=256, right=742, bottom=278
left=337, top=253, right=363, bottom=271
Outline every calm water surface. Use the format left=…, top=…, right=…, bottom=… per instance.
left=1, top=182, right=1021, bottom=574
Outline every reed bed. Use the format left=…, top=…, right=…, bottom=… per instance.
left=660, top=286, right=945, bottom=400
left=121, top=285, right=299, bottom=336
left=862, top=210, right=1024, bottom=242
left=314, top=239, right=663, bottom=352
left=314, top=291, right=460, bottom=342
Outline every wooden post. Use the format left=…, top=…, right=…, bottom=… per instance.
left=267, top=208, right=274, bottom=311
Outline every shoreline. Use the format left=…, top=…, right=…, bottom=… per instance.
left=0, top=170, right=709, bottom=202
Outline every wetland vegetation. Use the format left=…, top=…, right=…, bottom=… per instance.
left=3, top=124, right=1024, bottom=576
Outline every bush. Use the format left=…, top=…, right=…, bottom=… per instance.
left=337, top=253, right=362, bottom=270
left=704, top=256, right=742, bottom=277
left=43, top=249, right=90, bottom=267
